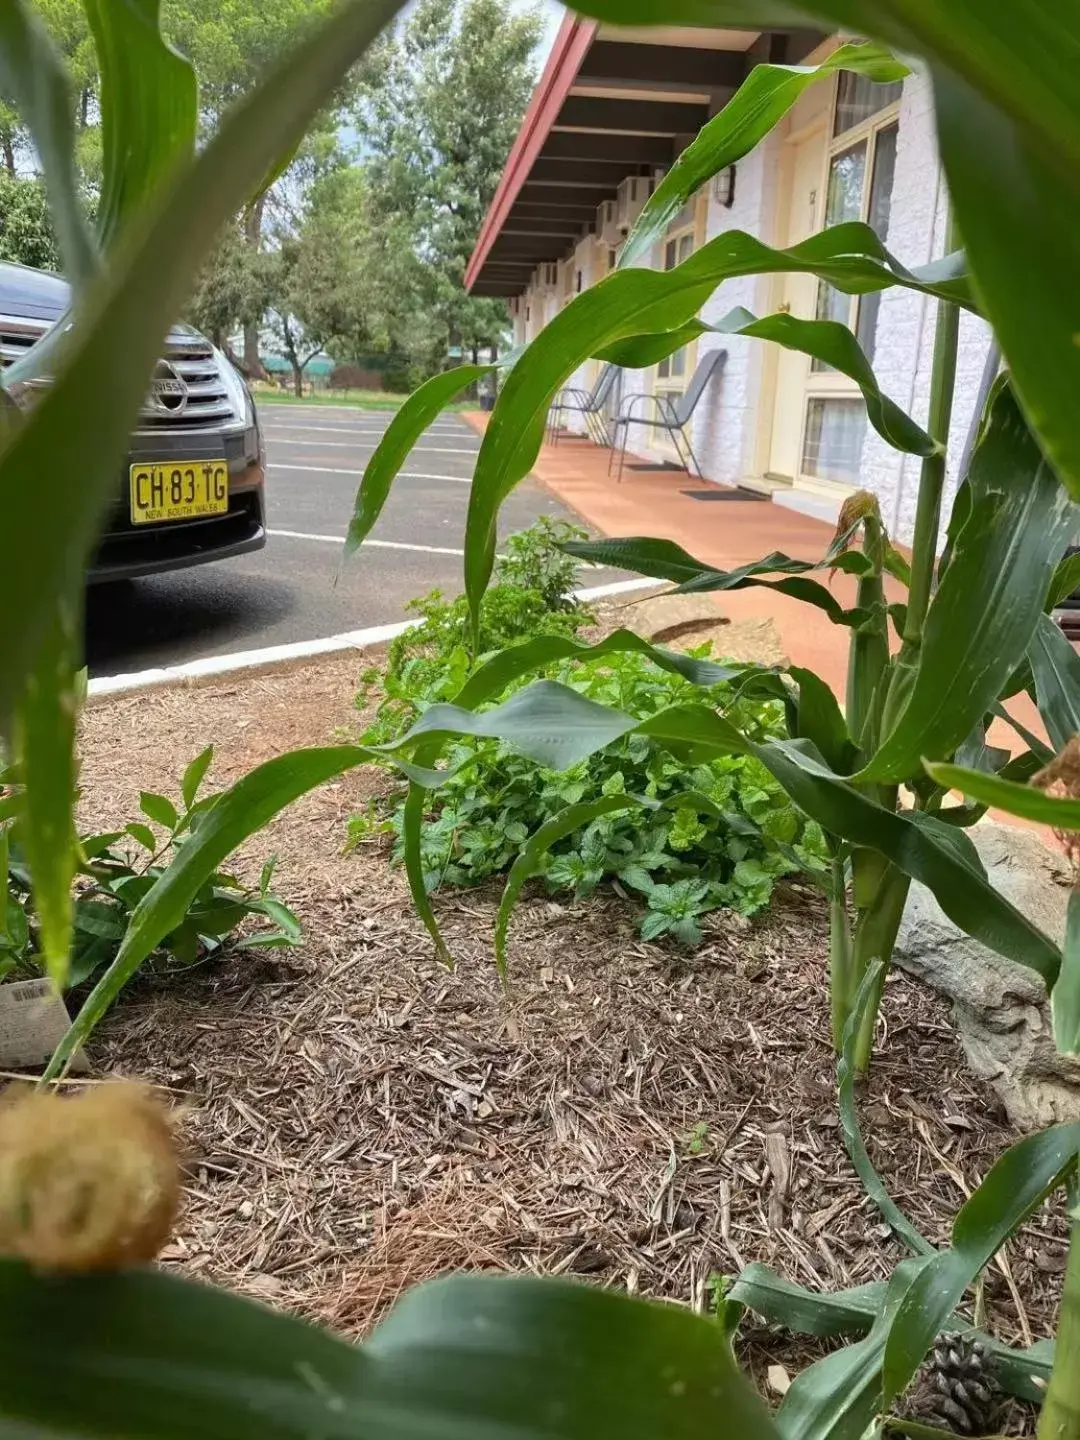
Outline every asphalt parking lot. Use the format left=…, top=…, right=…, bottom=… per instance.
left=85, top=404, right=601, bottom=679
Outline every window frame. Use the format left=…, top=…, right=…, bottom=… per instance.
left=653, top=198, right=703, bottom=401
left=797, top=74, right=902, bottom=486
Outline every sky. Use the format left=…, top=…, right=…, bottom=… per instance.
left=534, top=0, right=566, bottom=61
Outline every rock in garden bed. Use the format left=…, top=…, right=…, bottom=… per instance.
left=895, top=822, right=1079, bottom=1131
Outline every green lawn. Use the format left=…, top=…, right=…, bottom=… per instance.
left=252, top=386, right=476, bottom=413
left=252, top=387, right=406, bottom=411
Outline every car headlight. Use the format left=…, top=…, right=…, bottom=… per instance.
left=213, top=347, right=254, bottom=426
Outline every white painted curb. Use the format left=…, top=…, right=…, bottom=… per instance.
left=87, top=575, right=661, bottom=699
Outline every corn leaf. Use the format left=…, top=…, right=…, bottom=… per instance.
left=597, top=304, right=936, bottom=456
left=0, top=1265, right=778, bottom=1440
left=881, top=1123, right=1080, bottom=1409
left=595, top=322, right=709, bottom=368
left=345, top=364, right=491, bottom=553
left=924, top=761, right=1080, bottom=830
left=564, top=537, right=868, bottom=627
left=729, top=1265, right=887, bottom=1339
left=622, top=42, right=906, bottom=266
left=10, top=600, right=80, bottom=988
left=1028, top=612, right=1080, bottom=753
left=935, top=72, right=1080, bottom=500
left=495, top=796, right=640, bottom=980
left=84, top=0, right=198, bottom=247
left=463, top=223, right=974, bottom=633
left=776, top=1258, right=929, bottom=1440
left=1047, top=554, right=1080, bottom=613
left=728, top=1265, right=1053, bottom=1405
left=0, top=3, right=97, bottom=290
left=789, top=666, right=856, bottom=774
left=0, top=0, right=406, bottom=731
left=393, top=629, right=785, bottom=966
left=708, top=307, right=936, bottom=456
left=1054, top=891, right=1080, bottom=1059
left=400, top=742, right=455, bottom=968
left=457, top=626, right=770, bottom=703
left=857, top=387, right=1077, bottom=783
left=838, top=963, right=933, bottom=1256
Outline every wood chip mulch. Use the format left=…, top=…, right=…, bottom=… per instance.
left=76, top=650, right=1067, bottom=1389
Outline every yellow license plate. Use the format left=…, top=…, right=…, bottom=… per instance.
left=129, top=460, right=228, bottom=525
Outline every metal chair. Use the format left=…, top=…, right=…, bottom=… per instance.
left=547, top=363, right=618, bottom=448
left=608, top=348, right=727, bottom=481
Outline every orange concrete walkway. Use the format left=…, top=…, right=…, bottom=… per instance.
left=462, top=412, right=1052, bottom=820
left=465, top=414, right=882, bottom=700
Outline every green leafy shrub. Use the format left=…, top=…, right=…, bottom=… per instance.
left=353, top=646, right=826, bottom=944
left=1, top=746, right=300, bottom=987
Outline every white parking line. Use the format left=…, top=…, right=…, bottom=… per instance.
left=271, top=528, right=465, bottom=556
left=87, top=576, right=660, bottom=697
left=264, top=422, right=472, bottom=440
left=399, top=471, right=472, bottom=484
left=260, top=404, right=468, bottom=421
left=271, top=463, right=471, bottom=483
left=266, top=436, right=478, bottom=453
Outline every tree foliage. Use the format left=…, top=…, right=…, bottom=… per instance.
left=0, top=173, right=61, bottom=269
left=354, top=0, right=543, bottom=367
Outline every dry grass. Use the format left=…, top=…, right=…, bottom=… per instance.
left=75, top=647, right=1067, bottom=1397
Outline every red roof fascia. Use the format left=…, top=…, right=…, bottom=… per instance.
left=465, top=12, right=597, bottom=293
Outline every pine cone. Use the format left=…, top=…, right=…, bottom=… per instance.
left=902, top=1333, right=1000, bottom=1436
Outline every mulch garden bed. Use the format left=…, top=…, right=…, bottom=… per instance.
left=76, top=644, right=1068, bottom=1408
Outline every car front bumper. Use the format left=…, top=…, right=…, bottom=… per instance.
left=88, top=425, right=266, bottom=583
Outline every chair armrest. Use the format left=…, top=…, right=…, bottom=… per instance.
left=614, top=391, right=664, bottom=422
left=553, top=388, right=593, bottom=407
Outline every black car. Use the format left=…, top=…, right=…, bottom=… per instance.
left=0, top=260, right=266, bottom=582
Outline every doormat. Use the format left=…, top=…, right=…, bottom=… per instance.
left=627, top=461, right=686, bottom=472
left=682, top=487, right=767, bottom=502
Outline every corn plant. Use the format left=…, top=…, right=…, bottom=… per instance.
left=3, top=0, right=1080, bottom=1436
left=347, top=43, right=1075, bottom=1079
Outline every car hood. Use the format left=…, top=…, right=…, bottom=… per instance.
left=0, top=260, right=207, bottom=344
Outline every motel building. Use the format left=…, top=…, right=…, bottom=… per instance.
left=464, top=15, right=994, bottom=540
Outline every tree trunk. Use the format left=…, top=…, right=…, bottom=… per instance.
left=0, top=131, right=14, bottom=176
left=292, top=365, right=304, bottom=398
left=242, top=196, right=268, bottom=380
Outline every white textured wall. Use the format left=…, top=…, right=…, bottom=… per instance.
left=688, top=128, right=783, bottom=484
left=858, top=69, right=994, bottom=544
left=559, top=238, right=608, bottom=436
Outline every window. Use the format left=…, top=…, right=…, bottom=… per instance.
left=812, top=72, right=901, bottom=374
left=799, top=71, right=902, bottom=487
left=833, top=71, right=903, bottom=137
left=812, top=115, right=899, bottom=366
left=658, top=230, right=695, bottom=380
left=801, top=397, right=866, bottom=483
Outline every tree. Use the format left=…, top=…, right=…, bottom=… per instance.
left=264, top=167, right=378, bottom=395
left=163, top=0, right=366, bottom=376
left=0, top=175, right=62, bottom=270
left=15, top=1, right=363, bottom=369
left=186, top=220, right=274, bottom=359
left=354, top=0, right=542, bottom=371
